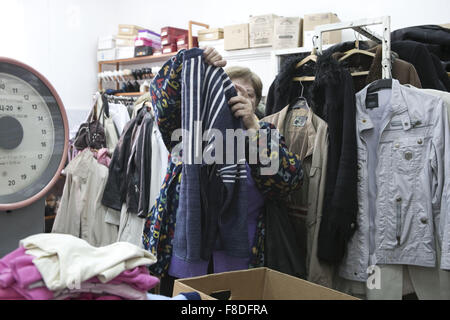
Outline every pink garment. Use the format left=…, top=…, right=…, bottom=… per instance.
left=0, top=287, right=24, bottom=300
left=0, top=247, right=54, bottom=300
left=88, top=266, right=160, bottom=291
left=0, top=247, right=158, bottom=300
left=94, top=148, right=111, bottom=167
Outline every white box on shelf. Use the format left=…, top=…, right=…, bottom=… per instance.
left=97, top=48, right=116, bottom=61
left=98, top=35, right=116, bottom=50
left=249, top=14, right=279, bottom=48
left=303, top=13, right=341, bottom=48
left=116, top=46, right=135, bottom=59
left=116, top=35, right=136, bottom=47
left=273, top=17, right=302, bottom=49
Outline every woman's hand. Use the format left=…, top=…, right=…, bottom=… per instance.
left=229, top=83, right=260, bottom=130
left=202, top=46, right=227, bottom=67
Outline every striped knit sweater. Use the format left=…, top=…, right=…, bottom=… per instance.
left=173, top=48, right=249, bottom=263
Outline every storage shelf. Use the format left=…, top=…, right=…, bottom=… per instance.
left=98, top=53, right=177, bottom=66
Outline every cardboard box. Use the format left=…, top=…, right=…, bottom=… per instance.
left=162, top=43, right=178, bottom=54
left=135, top=38, right=161, bottom=48
left=116, top=46, right=135, bottom=59
left=160, top=26, right=188, bottom=38
left=303, top=12, right=341, bottom=48
left=173, top=268, right=358, bottom=300
left=98, top=35, right=116, bottom=50
left=177, top=43, right=189, bottom=51
left=224, top=23, right=249, bottom=51
left=249, top=14, right=279, bottom=48
left=118, top=24, right=144, bottom=36
left=138, top=29, right=161, bottom=42
left=97, top=48, right=116, bottom=61
left=273, top=17, right=302, bottom=49
left=134, top=46, right=153, bottom=57
left=116, top=35, right=135, bottom=47
left=198, top=28, right=224, bottom=41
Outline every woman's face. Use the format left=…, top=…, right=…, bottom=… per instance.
left=232, top=77, right=257, bottom=111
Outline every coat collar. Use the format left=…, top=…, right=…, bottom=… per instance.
left=355, top=79, right=412, bottom=133
left=268, top=105, right=317, bottom=160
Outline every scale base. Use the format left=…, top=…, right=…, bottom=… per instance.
left=0, top=199, right=45, bottom=257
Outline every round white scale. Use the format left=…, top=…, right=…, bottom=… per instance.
left=0, top=57, right=68, bottom=256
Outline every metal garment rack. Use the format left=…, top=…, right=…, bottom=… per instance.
left=314, top=16, right=392, bottom=79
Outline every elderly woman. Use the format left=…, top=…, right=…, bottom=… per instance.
left=143, top=47, right=304, bottom=295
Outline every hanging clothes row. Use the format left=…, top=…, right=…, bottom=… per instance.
left=101, top=93, right=169, bottom=248
left=52, top=92, right=167, bottom=250
left=263, top=24, right=450, bottom=300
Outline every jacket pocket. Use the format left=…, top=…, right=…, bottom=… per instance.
left=396, top=198, right=402, bottom=246
left=392, top=136, right=425, bottom=175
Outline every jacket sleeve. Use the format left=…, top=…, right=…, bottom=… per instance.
left=247, top=121, right=303, bottom=200
left=150, top=50, right=185, bottom=152
left=408, top=64, right=422, bottom=89
left=431, top=99, right=450, bottom=270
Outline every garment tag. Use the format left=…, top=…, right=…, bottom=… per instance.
left=293, top=116, right=307, bottom=127
left=366, top=93, right=379, bottom=109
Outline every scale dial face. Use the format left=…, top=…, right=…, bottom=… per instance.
left=0, top=58, right=68, bottom=211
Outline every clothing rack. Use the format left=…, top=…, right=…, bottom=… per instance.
left=314, top=16, right=392, bottom=79
left=105, top=94, right=138, bottom=104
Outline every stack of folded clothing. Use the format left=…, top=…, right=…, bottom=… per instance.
left=0, top=233, right=159, bottom=300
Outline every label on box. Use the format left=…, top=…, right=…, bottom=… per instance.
left=161, top=31, right=168, bottom=37
left=161, top=39, right=169, bottom=45
left=177, top=39, right=186, bottom=45
left=250, top=14, right=277, bottom=47
left=273, top=17, right=301, bottom=49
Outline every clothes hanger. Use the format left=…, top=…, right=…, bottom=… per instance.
left=292, top=36, right=318, bottom=82
left=289, top=80, right=310, bottom=110
left=339, top=31, right=376, bottom=62
left=339, top=32, right=375, bottom=77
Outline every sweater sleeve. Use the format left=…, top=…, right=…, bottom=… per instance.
left=150, top=50, right=185, bottom=152
left=248, top=121, right=303, bottom=200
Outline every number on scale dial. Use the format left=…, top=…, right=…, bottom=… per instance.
left=0, top=73, right=54, bottom=196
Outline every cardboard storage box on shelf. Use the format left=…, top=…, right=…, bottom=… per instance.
left=138, top=29, right=161, bottom=42
left=98, top=35, right=116, bottom=50
left=273, top=17, right=302, bottom=49
left=173, top=267, right=358, bottom=300
left=249, top=14, right=279, bottom=48
left=176, top=35, right=198, bottom=47
left=135, top=38, right=161, bottom=49
left=97, top=48, right=116, bottom=61
left=134, top=46, right=153, bottom=57
left=224, top=23, right=249, bottom=50
left=198, top=28, right=224, bottom=41
left=303, top=12, right=341, bottom=48
left=177, top=43, right=189, bottom=51
left=161, top=26, right=189, bottom=38
left=116, top=46, right=135, bottom=59
left=161, top=34, right=179, bottom=46
left=162, top=43, right=178, bottom=54
left=118, top=24, right=144, bottom=36
left=116, top=35, right=135, bottom=47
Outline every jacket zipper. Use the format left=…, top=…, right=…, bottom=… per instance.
left=396, top=199, right=402, bottom=246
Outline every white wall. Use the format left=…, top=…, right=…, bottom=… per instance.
left=1, top=0, right=449, bottom=120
